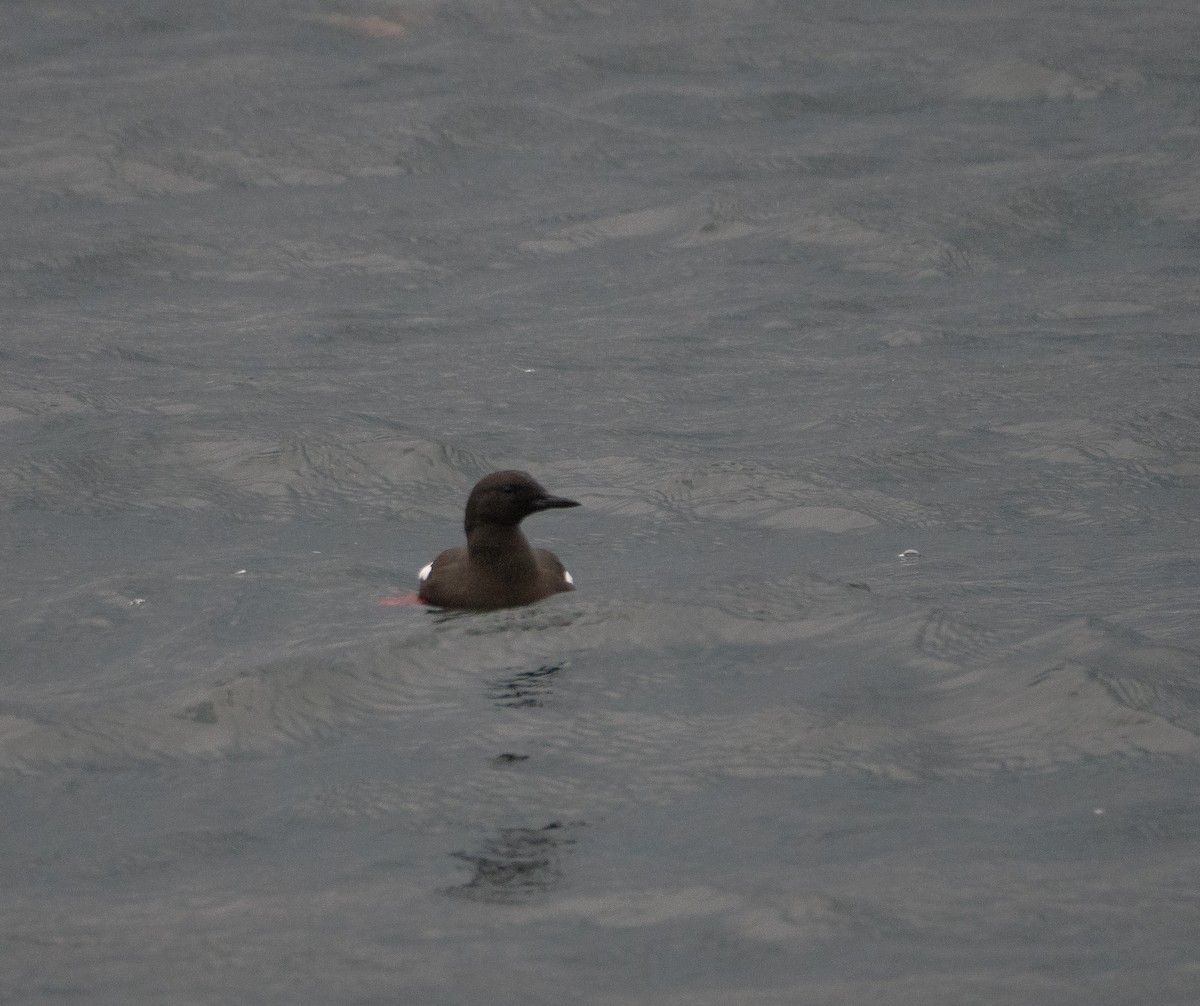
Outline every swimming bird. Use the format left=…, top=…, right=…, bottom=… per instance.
left=417, top=470, right=580, bottom=610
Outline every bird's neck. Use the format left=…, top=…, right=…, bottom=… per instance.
left=466, top=523, right=536, bottom=569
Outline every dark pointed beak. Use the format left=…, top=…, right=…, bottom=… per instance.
left=532, top=493, right=581, bottom=512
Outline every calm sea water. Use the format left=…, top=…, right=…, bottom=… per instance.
left=2, top=0, right=1199, bottom=1002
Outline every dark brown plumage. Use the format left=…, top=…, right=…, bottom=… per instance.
left=417, top=471, right=580, bottom=610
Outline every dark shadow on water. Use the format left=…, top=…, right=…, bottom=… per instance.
left=444, top=821, right=580, bottom=904
left=485, top=663, right=566, bottom=708
left=490, top=752, right=530, bottom=765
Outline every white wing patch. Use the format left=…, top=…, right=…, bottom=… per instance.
left=563, top=569, right=574, bottom=585
left=418, top=562, right=433, bottom=582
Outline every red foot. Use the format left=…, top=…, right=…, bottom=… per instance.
left=377, top=592, right=428, bottom=607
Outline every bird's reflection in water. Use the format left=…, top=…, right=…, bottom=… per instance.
left=485, top=662, right=566, bottom=709
left=446, top=822, right=580, bottom=903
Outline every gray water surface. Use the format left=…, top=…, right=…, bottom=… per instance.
left=2, top=0, right=1199, bottom=1002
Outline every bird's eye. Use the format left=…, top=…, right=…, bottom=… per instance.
left=502, top=483, right=518, bottom=494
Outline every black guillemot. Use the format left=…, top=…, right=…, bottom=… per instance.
left=417, top=471, right=580, bottom=610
